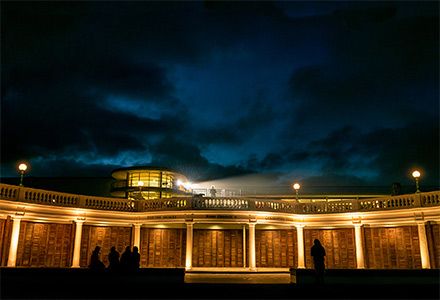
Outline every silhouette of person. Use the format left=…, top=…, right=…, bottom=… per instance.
left=120, top=246, right=132, bottom=270
left=108, top=246, right=120, bottom=270
left=89, top=246, right=105, bottom=269
left=132, top=246, right=140, bottom=269
left=311, top=239, right=326, bottom=286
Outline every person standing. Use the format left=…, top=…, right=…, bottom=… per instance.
left=120, top=246, right=132, bottom=270
left=108, top=246, right=120, bottom=270
left=132, top=246, right=140, bottom=269
left=88, top=246, right=105, bottom=269
left=311, top=239, right=326, bottom=286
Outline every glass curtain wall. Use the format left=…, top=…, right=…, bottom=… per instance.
left=126, top=171, right=176, bottom=200
left=128, top=171, right=163, bottom=188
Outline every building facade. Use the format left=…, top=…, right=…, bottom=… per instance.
left=110, top=166, right=193, bottom=199
left=0, top=183, right=439, bottom=270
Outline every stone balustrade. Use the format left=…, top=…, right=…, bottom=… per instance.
left=142, top=198, right=189, bottom=211
left=83, top=196, right=135, bottom=211
left=0, top=183, right=439, bottom=214
left=422, top=192, right=440, bottom=206
left=298, top=201, right=353, bottom=214
left=23, top=189, right=79, bottom=207
left=193, top=198, right=249, bottom=210
left=0, top=185, right=19, bottom=201
left=255, top=199, right=295, bottom=213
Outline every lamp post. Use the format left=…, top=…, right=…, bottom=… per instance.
left=412, top=171, right=421, bottom=194
left=293, top=183, right=300, bottom=202
left=18, top=163, right=27, bottom=187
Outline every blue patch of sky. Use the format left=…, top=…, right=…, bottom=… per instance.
left=165, top=10, right=335, bottom=169
left=32, top=150, right=152, bottom=168
left=100, top=94, right=167, bottom=120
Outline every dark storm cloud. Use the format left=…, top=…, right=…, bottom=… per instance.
left=287, top=3, right=438, bottom=132
left=245, top=119, right=439, bottom=186
left=1, top=2, right=194, bottom=176
left=268, top=1, right=439, bottom=187
left=1, top=1, right=438, bottom=189
left=195, top=95, right=279, bottom=146
left=148, top=137, right=250, bottom=181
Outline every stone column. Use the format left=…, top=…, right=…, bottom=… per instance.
left=185, top=222, right=194, bottom=270
left=417, top=222, right=431, bottom=269
left=7, top=217, right=22, bottom=267
left=248, top=223, right=256, bottom=270
left=71, top=220, right=84, bottom=268
left=296, top=225, right=305, bottom=269
left=243, top=225, right=247, bottom=268
left=133, top=224, right=141, bottom=248
left=354, top=224, right=365, bottom=269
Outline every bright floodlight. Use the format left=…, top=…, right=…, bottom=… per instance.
left=137, top=181, right=144, bottom=187
left=182, top=182, right=193, bottom=189
left=412, top=171, right=421, bottom=178
left=177, top=180, right=182, bottom=186
left=293, top=183, right=300, bottom=190
left=18, top=163, right=27, bottom=171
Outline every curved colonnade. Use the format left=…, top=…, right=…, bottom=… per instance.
left=1, top=184, right=439, bottom=271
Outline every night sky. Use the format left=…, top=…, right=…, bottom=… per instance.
left=2, top=1, right=439, bottom=188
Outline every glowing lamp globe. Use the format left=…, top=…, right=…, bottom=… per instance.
left=412, top=171, right=421, bottom=178
left=293, top=183, right=300, bottom=190
left=18, top=164, right=27, bottom=172
left=137, top=181, right=144, bottom=187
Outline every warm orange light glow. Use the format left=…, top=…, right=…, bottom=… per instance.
left=412, top=170, right=421, bottom=178
left=293, top=183, right=300, bottom=190
left=18, top=163, right=27, bottom=171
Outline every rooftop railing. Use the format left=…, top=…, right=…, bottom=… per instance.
left=0, top=184, right=439, bottom=214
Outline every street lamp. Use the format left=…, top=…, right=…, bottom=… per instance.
left=412, top=171, right=421, bottom=194
left=18, top=163, right=27, bottom=187
left=293, top=183, right=300, bottom=202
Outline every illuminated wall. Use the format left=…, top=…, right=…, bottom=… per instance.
left=1, top=220, right=440, bottom=269
left=427, top=223, right=440, bottom=269
left=1, top=185, right=439, bottom=270
left=364, top=226, right=422, bottom=269
left=140, top=228, right=186, bottom=268
left=15, top=222, right=73, bottom=267
left=0, top=217, right=12, bottom=266
left=192, top=229, right=244, bottom=268
left=304, top=228, right=357, bottom=269
left=79, top=225, right=132, bottom=268
left=255, top=229, right=297, bottom=268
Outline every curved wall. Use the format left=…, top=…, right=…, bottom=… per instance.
left=1, top=184, right=439, bottom=270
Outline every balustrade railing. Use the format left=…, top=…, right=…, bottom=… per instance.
left=193, top=198, right=250, bottom=210
left=1, top=184, right=439, bottom=214
left=299, top=201, right=353, bottom=214
left=142, top=198, right=189, bottom=211
left=422, top=193, right=440, bottom=206
left=23, top=190, right=79, bottom=207
left=83, top=196, right=135, bottom=211
left=255, top=199, right=295, bottom=213
left=0, top=185, right=19, bottom=201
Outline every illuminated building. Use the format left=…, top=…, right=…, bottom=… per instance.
left=110, top=166, right=193, bottom=199
left=0, top=167, right=439, bottom=274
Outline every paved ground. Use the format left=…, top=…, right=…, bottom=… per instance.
left=1, top=268, right=439, bottom=299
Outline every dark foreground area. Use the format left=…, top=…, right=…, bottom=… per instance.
left=1, top=268, right=439, bottom=299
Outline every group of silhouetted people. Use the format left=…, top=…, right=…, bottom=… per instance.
left=89, top=239, right=326, bottom=285
left=88, top=245, right=140, bottom=271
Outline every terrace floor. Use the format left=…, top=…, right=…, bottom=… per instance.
left=1, top=267, right=439, bottom=299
